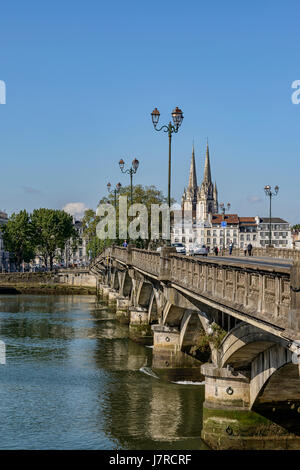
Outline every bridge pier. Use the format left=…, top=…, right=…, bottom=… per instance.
left=100, top=285, right=111, bottom=301
left=129, top=307, right=152, bottom=344
left=151, top=325, right=203, bottom=382
left=116, top=297, right=130, bottom=324
left=107, top=289, right=119, bottom=308
left=200, top=363, right=300, bottom=449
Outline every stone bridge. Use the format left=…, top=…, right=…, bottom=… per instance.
left=90, top=244, right=300, bottom=449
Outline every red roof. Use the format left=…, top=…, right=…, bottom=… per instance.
left=212, top=214, right=239, bottom=225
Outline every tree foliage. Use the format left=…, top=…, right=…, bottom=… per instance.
left=3, top=208, right=78, bottom=271
left=2, top=210, right=35, bottom=268
left=31, top=209, right=78, bottom=270
left=97, top=184, right=173, bottom=250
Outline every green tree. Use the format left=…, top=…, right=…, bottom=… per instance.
left=98, top=184, right=173, bottom=248
left=31, top=208, right=77, bottom=270
left=82, top=209, right=112, bottom=259
left=2, top=210, right=35, bottom=269
left=292, top=224, right=300, bottom=231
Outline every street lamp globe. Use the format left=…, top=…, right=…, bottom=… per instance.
left=264, top=185, right=271, bottom=195
left=119, top=159, right=125, bottom=170
left=116, top=182, right=122, bottom=191
left=132, top=158, right=139, bottom=172
left=107, top=182, right=111, bottom=191
left=275, top=185, right=279, bottom=194
left=151, top=107, right=160, bottom=127
left=172, top=106, right=184, bottom=128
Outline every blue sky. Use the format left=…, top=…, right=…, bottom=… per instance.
left=0, top=0, right=299, bottom=223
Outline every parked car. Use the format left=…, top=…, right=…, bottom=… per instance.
left=171, top=243, right=186, bottom=255
left=189, top=244, right=208, bottom=256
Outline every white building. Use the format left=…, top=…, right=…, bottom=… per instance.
left=257, top=217, right=293, bottom=248
left=171, top=144, right=293, bottom=252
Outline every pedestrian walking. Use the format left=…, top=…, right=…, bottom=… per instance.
left=247, top=242, right=253, bottom=256
left=214, top=246, right=219, bottom=256
left=123, top=240, right=128, bottom=248
left=229, top=241, right=233, bottom=255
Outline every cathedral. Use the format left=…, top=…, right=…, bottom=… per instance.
left=181, top=142, right=218, bottom=222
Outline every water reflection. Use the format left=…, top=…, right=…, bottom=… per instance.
left=0, top=294, right=207, bottom=449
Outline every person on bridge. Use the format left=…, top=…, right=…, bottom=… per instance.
left=247, top=243, right=253, bottom=256
left=123, top=240, right=128, bottom=247
left=213, top=246, right=219, bottom=256
left=229, top=241, right=233, bottom=255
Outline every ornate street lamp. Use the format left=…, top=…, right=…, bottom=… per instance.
left=151, top=106, right=184, bottom=208
left=107, top=181, right=122, bottom=208
left=264, top=185, right=279, bottom=247
left=220, top=202, right=231, bottom=254
left=119, top=158, right=139, bottom=205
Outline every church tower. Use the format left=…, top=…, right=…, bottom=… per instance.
left=181, top=144, right=198, bottom=214
left=196, top=142, right=218, bottom=221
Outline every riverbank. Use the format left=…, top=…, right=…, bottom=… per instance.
left=0, top=284, right=97, bottom=294
left=0, top=271, right=97, bottom=295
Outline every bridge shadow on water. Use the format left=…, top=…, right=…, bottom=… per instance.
left=89, top=297, right=209, bottom=450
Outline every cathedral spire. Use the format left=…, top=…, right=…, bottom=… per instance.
left=187, top=144, right=197, bottom=191
left=213, top=181, right=218, bottom=197
left=203, top=141, right=212, bottom=183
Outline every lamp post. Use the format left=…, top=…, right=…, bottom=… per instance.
left=264, top=185, right=279, bottom=247
left=107, top=181, right=122, bottom=208
left=151, top=106, right=184, bottom=209
left=119, top=158, right=139, bottom=205
left=220, top=202, right=231, bottom=254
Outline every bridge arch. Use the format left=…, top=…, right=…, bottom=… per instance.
left=249, top=346, right=300, bottom=434
left=250, top=344, right=293, bottom=408
left=219, top=323, right=288, bottom=369
left=148, top=290, right=159, bottom=324
left=162, top=302, right=186, bottom=327
left=120, top=271, right=132, bottom=298
left=135, top=281, right=153, bottom=308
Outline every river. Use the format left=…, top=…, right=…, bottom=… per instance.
left=0, top=294, right=208, bottom=450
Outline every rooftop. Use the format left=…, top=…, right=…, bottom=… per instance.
left=259, top=218, right=289, bottom=224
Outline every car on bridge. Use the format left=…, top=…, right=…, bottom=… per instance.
left=171, top=243, right=186, bottom=254
left=157, top=243, right=186, bottom=254
left=189, top=244, right=208, bottom=256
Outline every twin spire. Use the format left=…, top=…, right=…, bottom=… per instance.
left=203, top=141, right=212, bottom=183
left=188, top=143, right=197, bottom=190
left=187, top=141, right=213, bottom=192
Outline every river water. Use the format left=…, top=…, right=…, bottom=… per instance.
left=0, top=294, right=208, bottom=450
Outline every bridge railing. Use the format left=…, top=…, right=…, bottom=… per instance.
left=92, top=244, right=300, bottom=337
left=131, top=248, right=161, bottom=276
left=168, top=252, right=291, bottom=323
left=232, top=246, right=300, bottom=261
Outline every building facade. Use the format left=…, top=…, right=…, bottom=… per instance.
left=171, top=144, right=293, bottom=252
